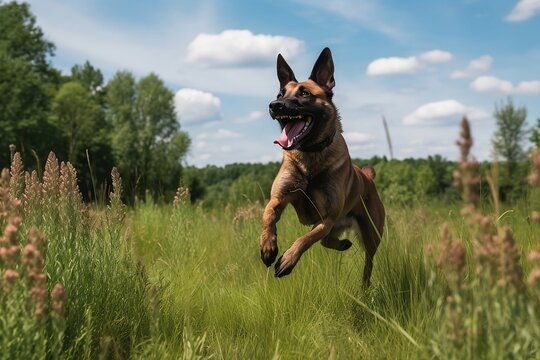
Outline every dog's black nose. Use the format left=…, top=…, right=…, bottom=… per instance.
left=269, top=100, right=285, bottom=112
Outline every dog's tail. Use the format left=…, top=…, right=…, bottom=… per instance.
left=361, top=165, right=376, bottom=180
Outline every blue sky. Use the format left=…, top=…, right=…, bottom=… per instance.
left=25, top=0, right=540, bottom=166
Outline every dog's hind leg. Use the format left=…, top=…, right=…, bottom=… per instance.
left=320, top=217, right=354, bottom=251
left=321, top=233, right=353, bottom=251
left=357, top=192, right=385, bottom=288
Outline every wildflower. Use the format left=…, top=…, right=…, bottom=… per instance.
left=437, top=223, right=467, bottom=289
left=1, top=216, right=22, bottom=267
left=9, top=152, right=24, bottom=199
left=23, top=170, right=42, bottom=213
left=528, top=251, right=540, bottom=287
left=2, top=268, right=20, bottom=292
left=24, top=228, right=48, bottom=318
left=9, top=144, right=16, bottom=158
left=51, top=283, right=67, bottom=317
left=108, top=167, right=126, bottom=225
left=173, top=186, right=190, bottom=206
left=42, top=152, right=60, bottom=203
left=59, top=162, right=81, bottom=205
left=496, top=227, right=524, bottom=292
left=454, top=117, right=481, bottom=208
left=4, top=269, right=20, bottom=284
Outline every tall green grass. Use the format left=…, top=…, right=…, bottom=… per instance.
left=1, top=147, right=539, bottom=359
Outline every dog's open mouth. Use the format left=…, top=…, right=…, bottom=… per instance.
left=273, top=115, right=313, bottom=150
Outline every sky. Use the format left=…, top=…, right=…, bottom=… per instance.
left=25, top=0, right=540, bottom=167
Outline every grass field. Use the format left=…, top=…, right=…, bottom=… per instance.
left=1, top=147, right=540, bottom=359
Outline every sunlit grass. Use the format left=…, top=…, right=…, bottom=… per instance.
left=1, top=149, right=539, bottom=359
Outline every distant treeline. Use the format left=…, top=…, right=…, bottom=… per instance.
left=180, top=155, right=533, bottom=207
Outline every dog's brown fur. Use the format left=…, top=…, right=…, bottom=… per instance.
left=259, top=48, right=385, bottom=287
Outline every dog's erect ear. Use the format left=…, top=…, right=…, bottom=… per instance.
left=277, top=54, right=297, bottom=88
left=309, top=47, right=335, bottom=90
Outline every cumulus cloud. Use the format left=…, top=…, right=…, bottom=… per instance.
left=506, top=0, right=540, bottom=21
left=469, top=76, right=540, bottom=94
left=470, top=76, right=514, bottom=93
left=366, top=56, right=420, bottom=76
left=185, top=29, right=304, bottom=68
left=403, top=100, right=489, bottom=126
left=419, top=50, right=453, bottom=63
left=234, top=111, right=264, bottom=124
left=450, top=55, right=492, bottom=79
left=366, top=49, right=453, bottom=76
left=174, top=88, right=222, bottom=125
left=516, top=80, right=540, bottom=93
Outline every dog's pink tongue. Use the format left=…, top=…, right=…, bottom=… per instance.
left=274, top=121, right=305, bottom=148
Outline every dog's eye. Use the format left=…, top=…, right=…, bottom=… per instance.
left=277, top=89, right=285, bottom=98
left=300, top=89, right=311, bottom=97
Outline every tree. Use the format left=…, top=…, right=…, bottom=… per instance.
left=0, top=1, right=60, bottom=166
left=71, top=61, right=105, bottom=105
left=531, top=118, right=540, bottom=149
left=51, top=82, right=101, bottom=163
left=492, top=98, right=528, bottom=171
left=107, top=71, right=190, bottom=198
left=50, top=81, right=113, bottom=199
left=492, top=98, right=529, bottom=200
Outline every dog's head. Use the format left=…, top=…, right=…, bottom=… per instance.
left=269, top=47, right=339, bottom=151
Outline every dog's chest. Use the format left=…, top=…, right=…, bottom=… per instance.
left=289, top=183, right=329, bottom=225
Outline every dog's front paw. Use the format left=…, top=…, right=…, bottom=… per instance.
left=260, top=242, right=278, bottom=267
left=274, top=249, right=299, bottom=278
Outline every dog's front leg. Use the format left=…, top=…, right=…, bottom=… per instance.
left=274, top=218, right=334, bottom=277
left=260, top=197, right=285, bottom=267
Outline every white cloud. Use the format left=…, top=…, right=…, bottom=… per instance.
left=470, top=76, right=514, bottom=93
left=506, top=0, right=540, bottom=21
left=403, top=99, right=489, bottom=126
left=174, top=88, right=222, bottom=125
left=450, top=55, right=492, bottom=79
left=185, top=29, right=304, bottom=68
left=366, top=56, right=420, bottom=76
left=343, top=132, right=374, bottom=144
left=469, top=76, right=540, bottom=94
left=234, top=111, right=265, bottom=124
left=516, top=80, right=540, bottom=93
left=366, top=49, right=452, bottom=76
left=420, top=50, right=453, bottom=63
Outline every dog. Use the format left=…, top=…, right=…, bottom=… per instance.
left=259, top=47, right=385, bottom=287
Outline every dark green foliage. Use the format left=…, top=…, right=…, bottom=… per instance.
left=0, top=1, right=60, bottom=167
left=70, top=61, right=106, bottom=106
left=492, top=98, right=529, bottom=200
left=181, top=158, right=464, bottom=207
left=0, top=2, right=190, bottom=200
left=531, top=118, right=540, bottom=149
left=107, top=71, right=190, bottom=199
left=181, top=162, right=280, bottom=206
left=492, top=98, right=527, bottom=168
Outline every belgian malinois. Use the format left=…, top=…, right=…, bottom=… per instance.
left=259, top=47, right=385, bottom=287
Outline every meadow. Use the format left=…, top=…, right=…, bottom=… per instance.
left=1, top=131, right=540, bottom=359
